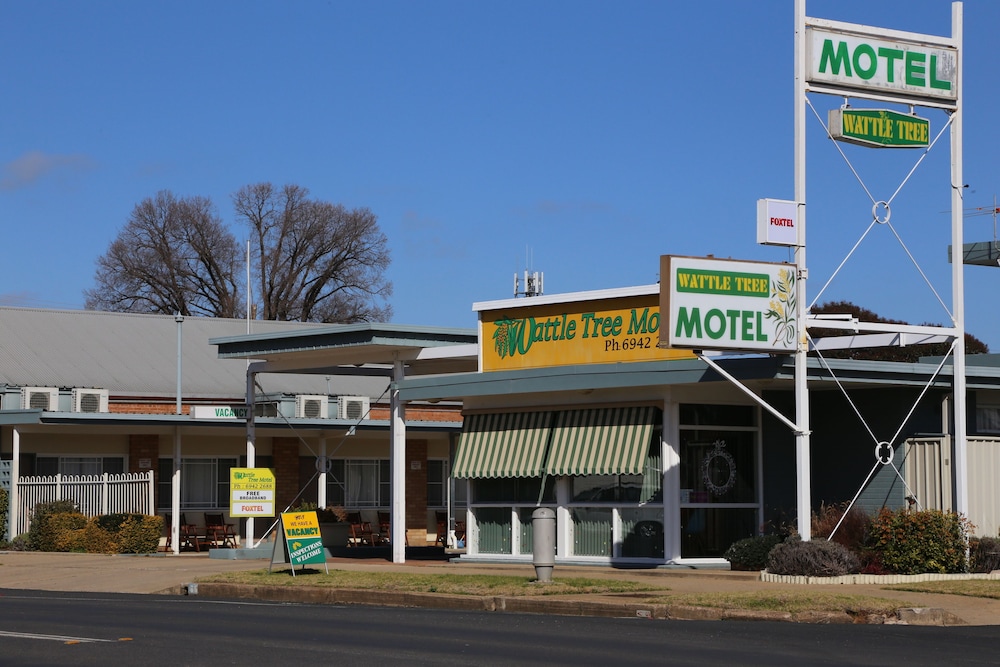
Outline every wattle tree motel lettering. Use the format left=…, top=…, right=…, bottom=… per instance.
left=494, top=307, right=659, bottom=358
left=673, top=268, right=771, bottom=343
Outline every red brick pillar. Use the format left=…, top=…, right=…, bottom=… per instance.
left=405, top=439, right=428, bottom=545
left=128, top=434, right=159, bottom=479
left=273, top=437, right=300, bottom=514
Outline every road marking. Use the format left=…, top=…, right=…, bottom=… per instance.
left=0, top=630, right=114, bottom=643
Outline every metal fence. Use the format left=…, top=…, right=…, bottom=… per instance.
left=13, top=471, right=155, bottom=537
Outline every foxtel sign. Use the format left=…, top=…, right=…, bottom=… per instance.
left=807, top=23, right=957, bottom=103
left=659, top=256, right=798, bottom=354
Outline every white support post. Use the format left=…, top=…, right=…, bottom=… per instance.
left=10, top=428, right=19, bottom=539
left=318, top=437, right=328, bottom=509
left=245, top=367, right=257, bottom=547
left=794, top=0, right=812, bottom=541
left=661, top=395, right=681, bottom=562
left=950, top=1, right=968, bottom=519
left=391, top=358, right=407, bottom=563
left=172, top=427, right=181, bottom=555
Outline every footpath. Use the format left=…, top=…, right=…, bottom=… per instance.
left=1, top=551, right=998, bottom=626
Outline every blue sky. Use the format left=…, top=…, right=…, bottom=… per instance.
left=3, top=1, right=1000, bottom=349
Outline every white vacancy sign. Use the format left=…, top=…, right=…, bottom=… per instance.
left=659, top=255, right=798, bottom=353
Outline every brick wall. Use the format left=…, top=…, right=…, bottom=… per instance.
left=405, top=439, right=428, bottom=544
left=128, top=434, right=159, bottom=479
left=273, top=437, right=299, bottom=513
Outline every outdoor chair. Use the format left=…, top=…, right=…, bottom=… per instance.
left=347, top=512, right=374, bottom=546
left=164, top=513, right=203, bottom=552
left=204, top=512, right=237, bottom=548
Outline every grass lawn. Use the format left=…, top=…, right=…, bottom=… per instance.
left=886, top=579, right=1000, bottom=599
left=200, top=569, right=660, bottom=597
left=199, top=568, right=912, bottom=614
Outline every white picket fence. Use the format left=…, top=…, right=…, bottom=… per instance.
left=13, top=471, right=155, bottom=537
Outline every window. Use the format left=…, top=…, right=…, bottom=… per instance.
left=36, top=457, right=124, bottom=477
left=976, top=404, right=1000, bottom=434
left=427, top=459, right=446, bottom=508
left=326, top=459, right=390, bottom=508
left=157, top=458, right=237, bottom=509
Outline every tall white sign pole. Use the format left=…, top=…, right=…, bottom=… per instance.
left=794, top=0, right=811, bottom=541
left=950, top=2, right=968, bottom=520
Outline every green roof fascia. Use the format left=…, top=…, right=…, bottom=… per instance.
left=0, top=410, right=461, bottom=432
left=396, top=356, right=787, bottom=402
left=211, top=323, right=477, bottom=359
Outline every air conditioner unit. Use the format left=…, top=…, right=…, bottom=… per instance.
left=71, top=388, right=109, bottom=413
left=338, top=396, right=370, bottom=421
left=20, top=387, right=59, bottom=411
left=294, top=395, right=328, bottom=419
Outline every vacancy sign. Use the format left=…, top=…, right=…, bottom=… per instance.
left=757, top=199, right=800, bottom=247
left=230, top=467, right=276, bottom=517
left=659, top=255, right=797, bottom=353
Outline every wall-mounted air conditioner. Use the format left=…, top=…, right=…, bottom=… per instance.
left=20, top=387, right=59, bottom=411
left=295, top=395, right=329, bottom=419
left=338, top=396, right=370, bottom=421
left=71, top=388, right=109, bottom=413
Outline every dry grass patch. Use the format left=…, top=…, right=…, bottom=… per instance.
left=199, top=569, right=662, bottom=597
left=649, top=591, right=907, bottom=615
left=886, top=579, right=1000, bottom=600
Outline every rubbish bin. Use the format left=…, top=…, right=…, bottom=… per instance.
left=531, top=507, right=556, bottom=583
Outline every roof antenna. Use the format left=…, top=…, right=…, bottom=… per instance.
left=513, top=246, right=544, bottom=298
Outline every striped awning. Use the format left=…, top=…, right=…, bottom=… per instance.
left=453, top=411, right=554, bottom=478
left=545, top=406, right=656, bottom=476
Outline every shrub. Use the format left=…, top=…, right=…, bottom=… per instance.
left=115, top=515, right=162, bottom=553
left=766, top=537, right=861, bottom=577
left=0, top=487, right=8, bottom=540
left=866, top=508, right=969, bottom=574
left=724, top=535, right=783, bottom=571
left=43, top=512, right=88, bottom=552
left=969, top=537, right=1000, bottom=574
left=81, top=521, right=118, bottom=554
left=28, top=500, right=84, bottom=551
left=811, top=501, right=869, bottom=552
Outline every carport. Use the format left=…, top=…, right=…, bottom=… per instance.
left=211, top=323, right=477, bottom=562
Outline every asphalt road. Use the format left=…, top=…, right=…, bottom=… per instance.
left=1, top=589, right=998, bottom=666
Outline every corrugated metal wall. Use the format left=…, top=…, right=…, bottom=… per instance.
left=969, top=438, right=1000, bottom=537
left=904, top=435, right=1000, bottom=537
left=904, top=437, right=953, bottom=512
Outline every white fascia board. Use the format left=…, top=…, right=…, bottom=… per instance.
left=414, top=343, right=479, bottom=360
left=810, top=333, right=953, bottom=352
left=805, top=16, right=956, bottom=48
left=473, top=284, right=658, bottom=313
left=807, top=317, right=958, bottom=338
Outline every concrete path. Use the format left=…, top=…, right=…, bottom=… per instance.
left=1, top=551, right=997, bottom=626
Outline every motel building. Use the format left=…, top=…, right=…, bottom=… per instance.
left=212, top=281, right=1000, bottom=567
left=0, top=307, right=474, bottom=549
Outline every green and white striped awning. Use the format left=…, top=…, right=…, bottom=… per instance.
left=453, top=411, right=554, bottom=478
left=545, top=406, right=657, bottom=476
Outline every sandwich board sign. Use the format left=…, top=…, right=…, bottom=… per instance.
left=270, top=510, right=328, bottom=575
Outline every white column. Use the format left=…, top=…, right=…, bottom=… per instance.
left=245, top=368, right=257, bottom=547
left=10, top=428, right=19, bottom=539
left=318, top=437, right=328, bottom=509
left=950, top=2, right=968, bottom=519
left=661, top=395, right=681, bottom=561
left=391, top=359, right=406, bottom=563
left=793, top=0, right=812, bottom=541
left=171, top=427, right=181, bottom=555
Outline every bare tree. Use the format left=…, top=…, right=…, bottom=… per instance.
left=232, top=182, right=392, bottom=322
left=85, top=191, right=243, bottom=317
